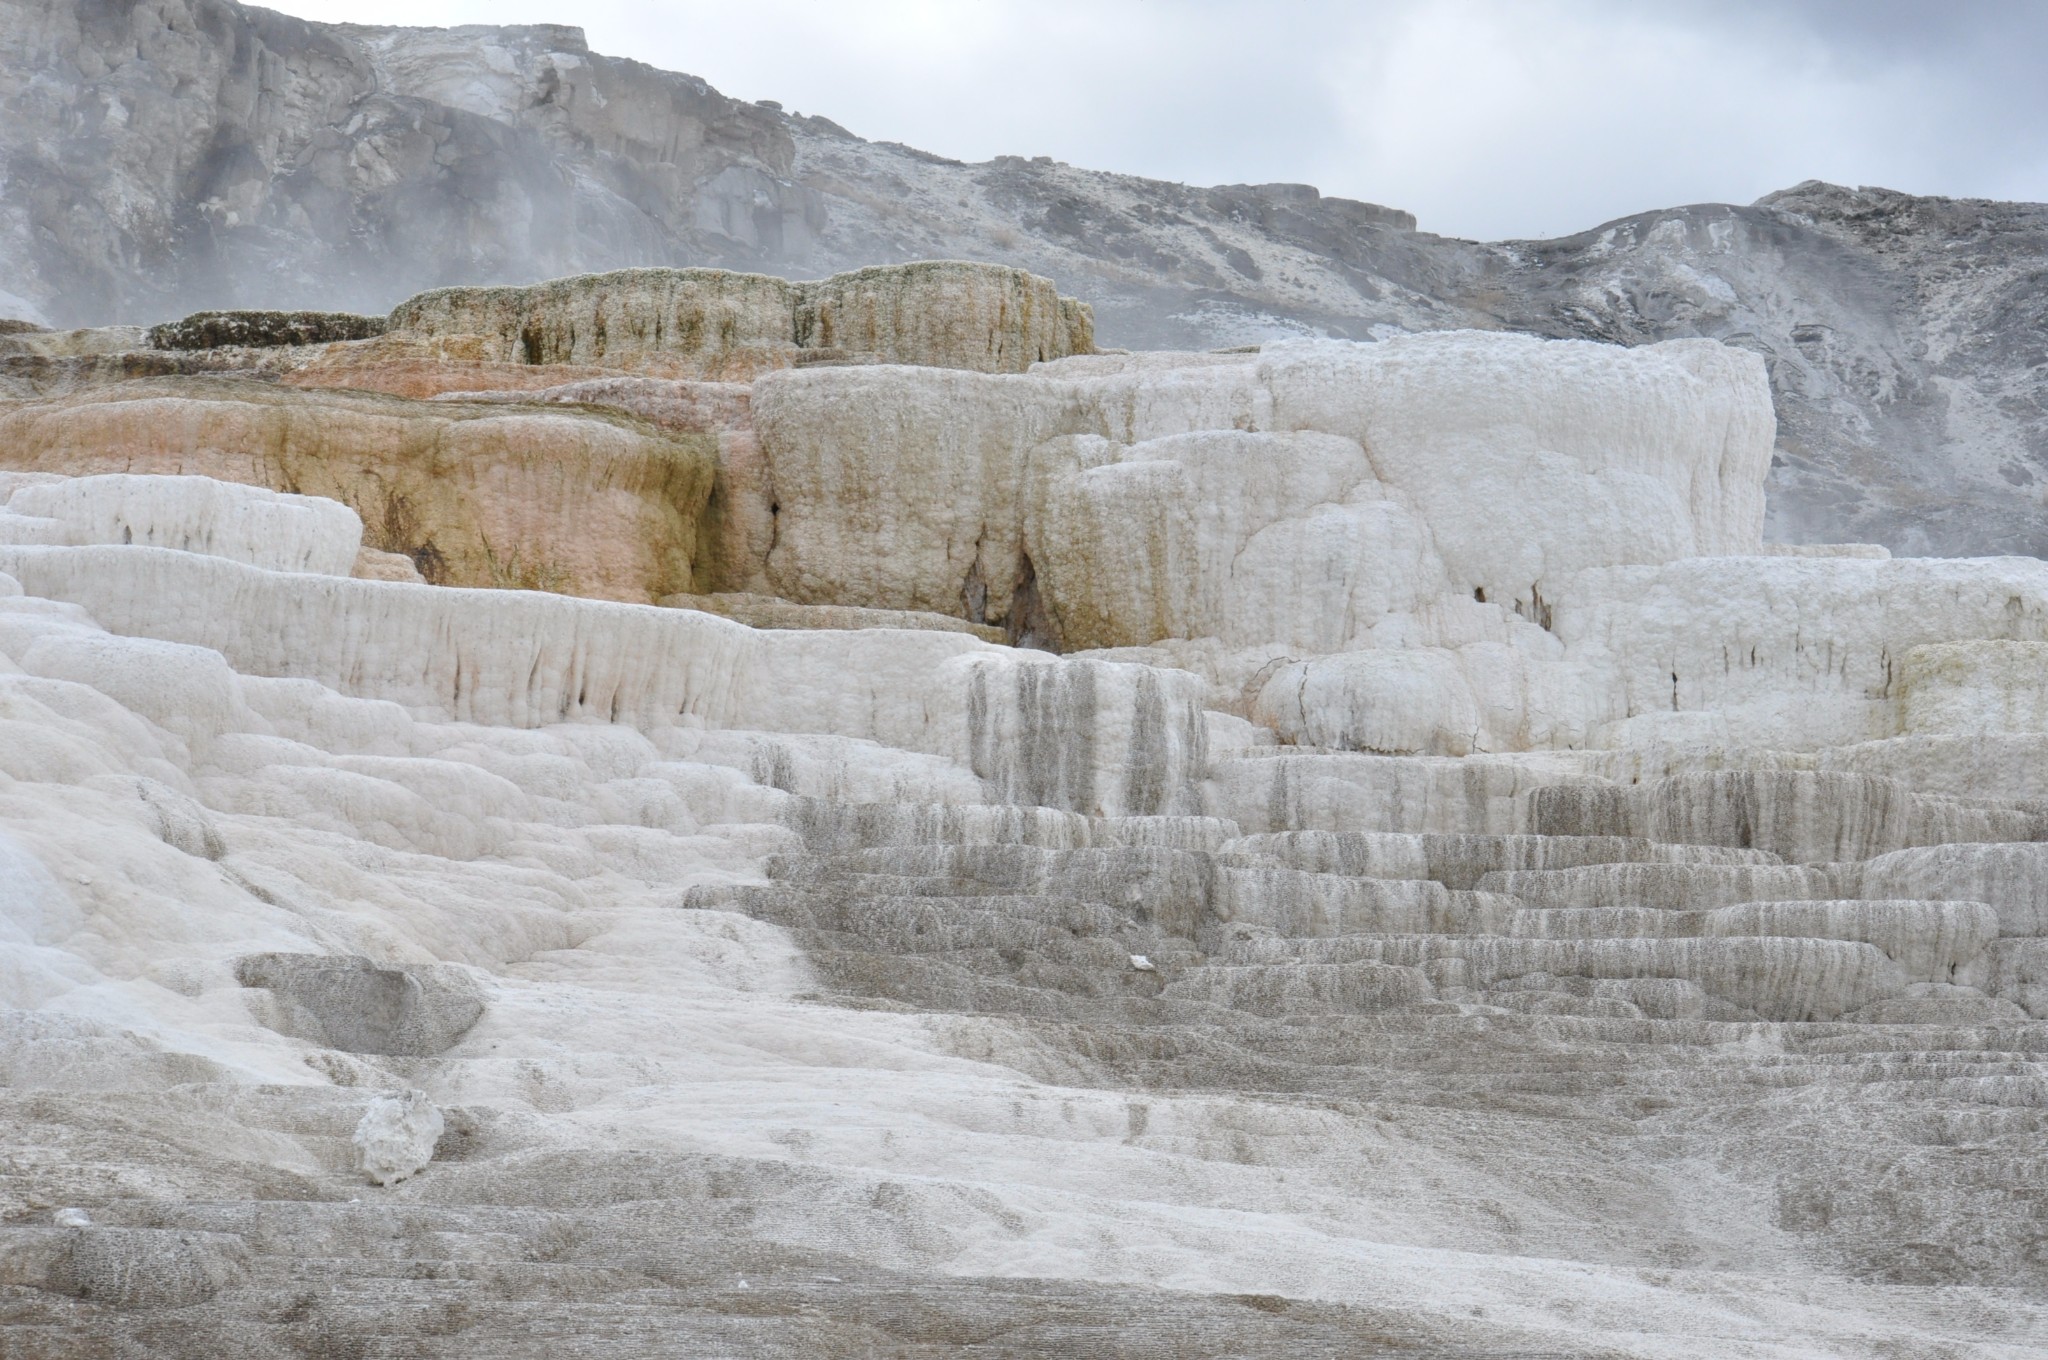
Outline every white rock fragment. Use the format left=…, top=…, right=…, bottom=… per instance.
left=52, top=1208, right=90, bottom=1227
left=352, top=1090, right=444, bottom=1186
left=1129, top=954, right=1155, bottom=972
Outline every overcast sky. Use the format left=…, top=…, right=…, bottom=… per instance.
left=268, top=0, right=2048, bottom=240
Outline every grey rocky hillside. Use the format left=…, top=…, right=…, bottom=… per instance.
left=4, top=0, right=2046, bottom=555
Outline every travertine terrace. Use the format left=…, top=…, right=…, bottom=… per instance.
left=0, top=255, right=2045, bottom=1356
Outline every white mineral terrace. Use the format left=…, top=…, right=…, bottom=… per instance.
left=2, top=331, right=2044, bottom=1355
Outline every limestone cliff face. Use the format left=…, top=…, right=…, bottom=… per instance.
left=4, top=1, right=2041, bottom=558
left=0, top=380, right=715, bottom=600
left=0, top=260, right=1081, bottom=610
left=387, top=270, right=802, bottom=377
left=795, top=262, right=1093, bottom=372
left=745, top=333, right=1770, bottom=651
left=12, top=288, right=2035, bottom=768
left=385, top=260, right=1091, bottom=376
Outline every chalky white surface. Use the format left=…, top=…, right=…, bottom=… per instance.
left=3, top=331, right=2045, bottom=1354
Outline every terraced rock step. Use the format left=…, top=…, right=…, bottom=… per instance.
left=706, top=791, right=2046, bottom=1027
left=5, top=289, right=2047, bottom=1354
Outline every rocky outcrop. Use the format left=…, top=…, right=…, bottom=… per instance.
left=797, top=262, right=1094, bottom=371
left=147, top=311, right=386, bottom=351
left=386, top=269, right=802, bottom=379
left=0, top=327, right=151, bottom=359
left=745, top=332, right=1770, bottom=659
left=0, top=380, right=715, bottom=600
left=1044, top=335, right=1769, bottom=650
left=385, top=260, right=1092, bottom=376
left=234, top=953, right=484, bottom=1056
left=276, top=343, right=627, bottom=400
left=7, top=1227, right=252, bottom=1310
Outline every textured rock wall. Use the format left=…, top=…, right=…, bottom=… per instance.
left=0, top=543, right=1206, bottom=817
left=148, top=311, right=386, bottom=351
left=1258, top=334, right=1774, bottom=596
left=387, top=269, right=803, bottom=375
left=749, top=331, right=1772, bottom=665
left=385, top=260, right=1092, bottom=376
left=793, top=261, right=1093, bottom=371
left=0, top=381, right=715, bottom=600
left=1553, top=556, right=2048, bottom=748
left=11, top=316, right=2030, bottom=766
left=751, top=365, right=1082, bottom=625
left=1030, top=429, right=1437, bottom=651
left=1898, top=641, right=2048, bottom=735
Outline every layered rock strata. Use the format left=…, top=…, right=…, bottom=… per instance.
left=0, top=260, right=1100, bottom=602
left=148, top=311, right=387, bottom=351
left=0, top=380, right=715, bottom=599
left=386, top=260, right=1093, bottom=376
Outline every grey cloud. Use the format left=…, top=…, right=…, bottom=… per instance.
left=1722, top=0, right=2048, bottom=54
